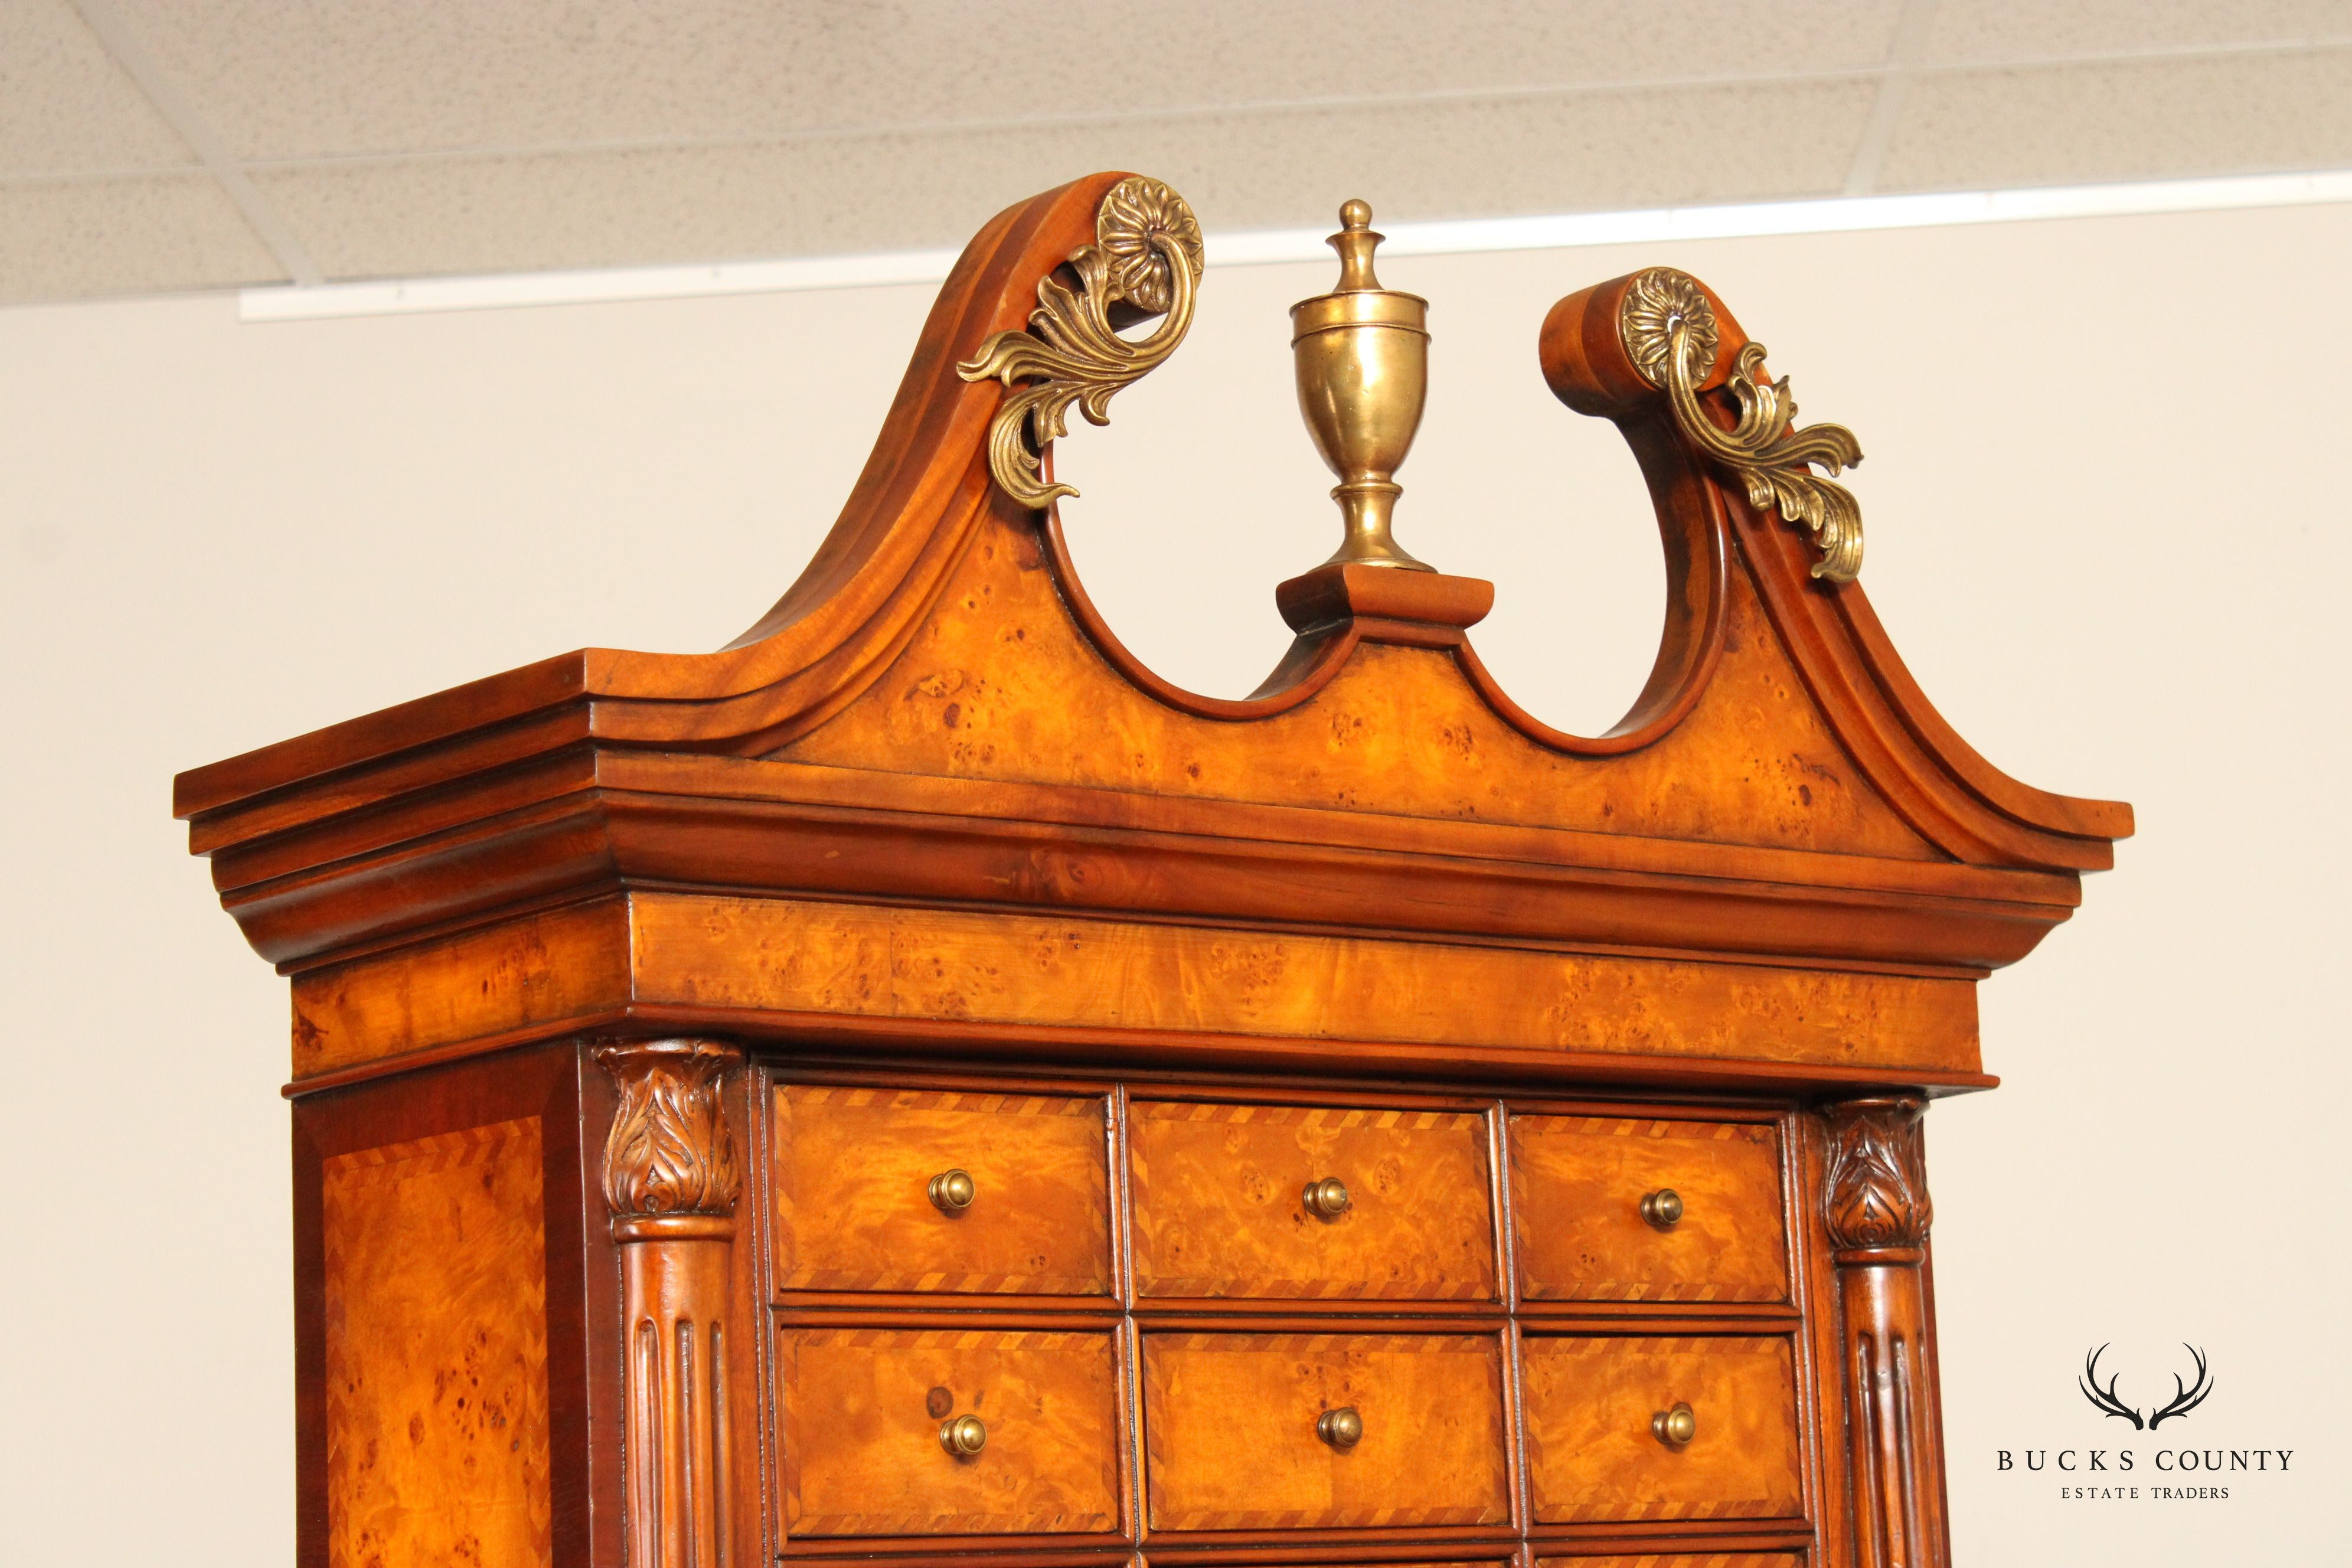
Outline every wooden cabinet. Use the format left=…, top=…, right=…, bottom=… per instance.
left=176, top=173, right=2129, bottom=1568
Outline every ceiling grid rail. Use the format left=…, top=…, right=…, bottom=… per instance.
left=1845, top=0, right=1941, bottom=197
left=67, top=0, right=324, bottom=285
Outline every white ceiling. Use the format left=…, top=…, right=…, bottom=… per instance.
left=6, top=0, right=2352, bottom=306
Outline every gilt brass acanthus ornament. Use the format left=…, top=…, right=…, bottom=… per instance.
left=1621, top=266, right=1719, bottom=390
left=1621, top=266, right=1866, bottom=584
left=956, top=176, right=1203, bottom=509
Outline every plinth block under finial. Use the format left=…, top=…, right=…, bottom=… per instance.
left=1275, top=560, right=1494, bottom=638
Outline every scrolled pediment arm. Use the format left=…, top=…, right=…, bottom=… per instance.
left=1546, top=266, right=1866, bottom=584
left=955, top=175, right=1204, bottom=509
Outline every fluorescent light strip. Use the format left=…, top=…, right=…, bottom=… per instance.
left=240, top=167, right=2352, bottom=324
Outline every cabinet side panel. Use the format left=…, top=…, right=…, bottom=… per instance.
left=292, top=1042, right=590, bottom=1568
left=321, top=1118, right=553, bottom=1568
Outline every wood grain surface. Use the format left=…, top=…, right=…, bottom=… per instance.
left=1140, top=1332, right=1511, bottom=1531
left=292, top=896, right=631, bottom=1079
left=773, top=1084, right=1112, bottom=1295
left=1537, top=1556, right=1803, bottom=1567
left=1511, top=1115, right=1789, bottom=1303
left=782, top=512, right=1933, bottom=861
left=779, top=1327, right=1123, bottom=1538
left=633, top=894, right=1981, bottom=1072
left=288, top=886, right=1990, bottom=1086
left=1130, top=1100, right=1496, bottom=1300
left=321, top=1118, right=552, bottom=1568
left=1522, top=1335, right=1804, bottom=1523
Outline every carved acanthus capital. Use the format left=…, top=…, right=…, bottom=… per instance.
left=595, top=1038, right=743, bottom=1232
left=1821, top=1096, right=1932, bottom=1255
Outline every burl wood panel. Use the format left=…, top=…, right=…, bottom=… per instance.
left=1129, top=1100, right=1496, bottom=1300
left=1522, top=1335, right=1804, bottom=1524
left=780, top=507, right=1935, bottom=861
left=1140, top=1333, right=1511, bottom=1531
left=772, top=1084, right=1112, bottom=1295
left=293, top=896, right=629, bottom=1078
left=779, top=1328, right=1122, bottom=1537
left=1537, top=1557, right=1802, bottom=1567
left=1512, top=1116, right=1789, bottom=1303
left=633, top=894, right=1979, bottom=1072
left=321, top=1117, right=553, bottom=1568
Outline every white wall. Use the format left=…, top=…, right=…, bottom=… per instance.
left=4, top=201, right=2346, bottom=1564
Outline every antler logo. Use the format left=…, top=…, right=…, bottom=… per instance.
left=2079, top=1344, right=2215, bottom=1429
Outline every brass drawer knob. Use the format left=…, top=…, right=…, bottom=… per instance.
left=1641, top=1188, right=1684, bottom=1229
left=1302, top=1176, right=1352, bottom=1220
left=929, top=1168, right=976, bottom=1214
left=939, top=1413, right=988, bottom=1457
left=1317, top=1406, right=1364, bottom=1449
left=1652, top=1400, right=1696, bottom=1448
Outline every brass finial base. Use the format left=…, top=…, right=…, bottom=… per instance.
left=1290, top=200, right=1433, bottom=573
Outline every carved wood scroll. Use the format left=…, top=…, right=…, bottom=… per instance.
left=1820, top=1096, right=1948, bottom=1568
left=597, top=1038, right=744, bottom=1568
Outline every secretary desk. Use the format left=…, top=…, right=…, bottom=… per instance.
left=174, top=173, right=2129, bottom=1568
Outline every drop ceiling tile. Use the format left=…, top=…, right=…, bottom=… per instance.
left=118, top=0, right=1892, bottom=161
left=1926, top=1, right=2352, bottom=65
left=1879, top=47, right=2352, bottom=192
left=0, top=176, right=284, bottom=303
left=0, top=0, right=192, bottom=176
left=1079, top=78, right=1881, bottom=230
left=254, top=78, right=1876, bottom=282
left=251, top=147, right=854, bottom=280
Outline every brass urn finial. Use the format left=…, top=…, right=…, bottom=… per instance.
left=1290, top=199, right=1432, bottom=571
left=1331, top=198, right=1381, bottom=289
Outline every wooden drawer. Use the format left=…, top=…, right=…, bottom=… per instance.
left=1539, top=1558, right=1800, bottom=1567
left=1510, top=1115, right=1788, bottom=1302
left=1130, top=1100, right=1497, bottom=1300
left=1522, top=1335, right=1805, bottom=1524
left=779, top=1327, right=1124, bottom=1538
left=1140, top=1332, right=1511, bottom=1531
left=772, top=1085, right=1112, bottom=1296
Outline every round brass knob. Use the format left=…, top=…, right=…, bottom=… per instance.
left=1652, top=1401, right=1696, bottom=1448
left=1302, top=1177, right=1351, bottom=1221
left=1641, top=1188, right=1684, bottom=1229
left=939, top=1413, right=987, bottom=1457
left=1317, top=1406, right=1364, bottom=1449
left=929, top=1168, right=976, bottom=1214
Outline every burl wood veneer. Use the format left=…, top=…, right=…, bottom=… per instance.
left=772, top=1085, right=1114, bottom=1297
left=1129, top=1100, right=1498, bottom=1302
left=179, top=172, right=2127, bottom=1568
left=1512, top=1114, right=1791, bottom=1304
left=321, top=1117, right=554, bottom=1566
left=779, top=1328, right=1126, bottom=1538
